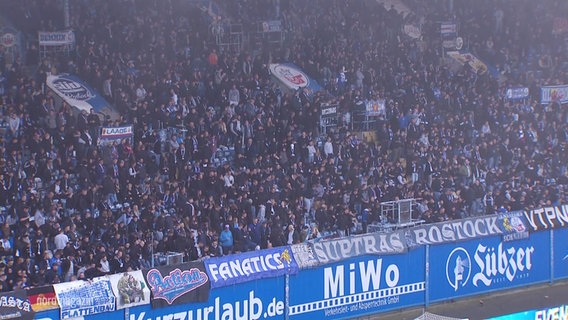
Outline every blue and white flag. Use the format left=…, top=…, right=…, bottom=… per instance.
left=269, top=63, right=323, bottom=95
left=205, top=246, right=299, bottom=289
left=46, top=73, right=112, bottom=114
left=53, top=277, right=116, bottom=319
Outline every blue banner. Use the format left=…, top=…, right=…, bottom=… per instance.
left=489, top=304, right=568, bottom=320
left=497, top=211, right=530, bottom=242
left=128, top=277, right=286, bottom=320
left=204, top=246, right=299, bottom=289
left=53, top=278, right=116, bottom=319
left=46, top=74, right=113, bottom=114
left=553, top=228, right=568, bottom=280
left=288, top=248, right=426, bottom=320
left=429, top=231, right=550, bottom=302
left=505, top=87, right=529, bottom=100
left=34, top=308, right=59, bottom=320
left=34, top=308, right=125, bottom=320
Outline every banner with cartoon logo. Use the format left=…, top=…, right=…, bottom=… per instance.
left=144, top=261, right=210, bottom=308
left=108, top=270, right=151, bottom=309
left=204, top=246, right=299, bottom=289
left=0, top=290, right=35, bottom=320
left=496, top=211, right=530, bottom=242
left=46, top=73, right=113, bottom=114
left=269, top=63, right=323, bottom=95
left=428, top=231, right=550, bottom=302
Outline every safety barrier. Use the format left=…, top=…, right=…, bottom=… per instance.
left=10, top=204, right=568, bottom=320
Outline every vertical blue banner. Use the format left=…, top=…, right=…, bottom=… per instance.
left=34, top=309, right=59, bottom=320
left=34, top=309, right=125, bottom=320
left=553, top=228, right=568, bottom=280
left=428, top=231, right=551, bottom=302
left=288, top=248, right=426, bottom=320
left=127, top=277, right=286, bottom=320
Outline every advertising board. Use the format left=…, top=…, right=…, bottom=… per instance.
left=429, top=231, right=550, bottom=302
left=288, top=248, right=426, bottom=319
left=128, top=277, right=285, bottom=320
left=553, top=227, right=568, bottom=280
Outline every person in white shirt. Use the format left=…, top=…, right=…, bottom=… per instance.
left=54, top=228, right=69, bottom=250
left=228, top=84, right=240, bottom=106
left=323, top=137, right=334, bottom=158
left=307, top=141, right=316, bottom=163
left=135, top=83, right=147, bottom=102
left=99, top=255, right=110, bottom=274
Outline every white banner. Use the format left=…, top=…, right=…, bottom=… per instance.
left=505, top=87, right=529, bottom=100
left=53, top=278, right=115, bottom=319
left=99, top=126, right=133, bottom=146
left=540, top=85, right=568, bottom=105
left=38, top=31, right=75, bottom=46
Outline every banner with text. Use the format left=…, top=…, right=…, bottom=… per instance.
left=98, top=126, right=134, bottom=146
left=108, top=270, right=151, bottom=309
left=291, top=243, right=320, bottom=269
left=524, top=205, right=568, bottom=231
left=404, top=215, right=507, bottom=248
left=46, top=74, right=112, bottom=114
left=0, top=290, right=34, bottom=320
left=497, top=211, right=530, bottom=242
left=53, top=277, right=115, bottom=319
left=144, top=261, right=210, bottom=308
left=505, top=87, right=529, bottom=101
left=309, top=231, right=406, bottom=265
left=27, top=285, right=58, bottom=312
left=38, top=30, right=75, bottom=46
left=489, top=304, right=568, bottom=320
left=540, top=85, right=568, bottom=105
left=205, top=246, right=299, bottom=289
left=128, top=277, right=286, bottom=320
left=428, top=231, right=550, bottom=302
left=553, top=227, right=568, bottom=280
left=288, top=248, right=426, bottom=320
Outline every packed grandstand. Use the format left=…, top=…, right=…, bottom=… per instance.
left=0, top=0, right=565, bottom=302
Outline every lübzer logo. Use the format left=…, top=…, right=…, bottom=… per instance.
left=53, top=78, right=93, bottom=101
left=273, top=65, right=309, bottom=87
left=445, top=243, right=535, bottom=291
left=146, top=268, right=208, bottom=304
left=445, top=247, right=471, bottom=291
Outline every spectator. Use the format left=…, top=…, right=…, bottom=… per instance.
left=219, top=225, right=233, bottom=255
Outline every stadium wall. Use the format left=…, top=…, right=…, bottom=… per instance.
left=18, top=205, right=568, bottom=320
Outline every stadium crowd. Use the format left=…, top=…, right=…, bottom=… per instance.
left=0, top=0, right=566, bottom=291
